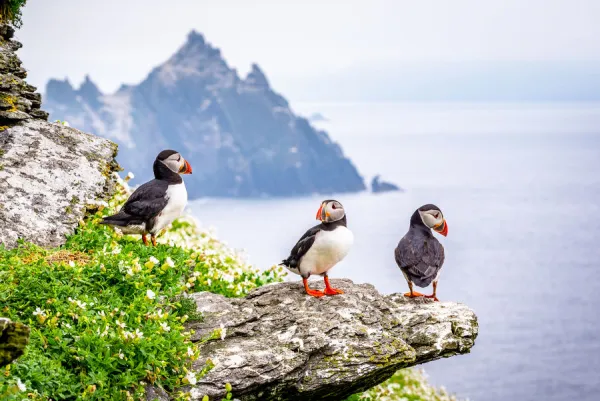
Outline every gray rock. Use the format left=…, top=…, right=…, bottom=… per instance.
left=168, top=279, right=478, bottom=401
left=44, top=31, right=366, bottom=199
left=0, top=119, right=119, bottom=249
left=0, top=318, right=30, bottom=367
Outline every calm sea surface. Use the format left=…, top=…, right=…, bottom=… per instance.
left=189, top=102, right=600, bottom=401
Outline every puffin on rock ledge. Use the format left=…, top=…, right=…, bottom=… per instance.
left=100, top=149, right=192, bottom=246
left=395, top=204, right=448, bottom=301
left=280, top=200, right=354, bottom=297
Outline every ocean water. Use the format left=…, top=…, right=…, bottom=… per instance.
left=189, top=102, right=600, bottom=401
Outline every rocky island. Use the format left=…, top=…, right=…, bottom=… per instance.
left=43, top=31, right=365, bottom=199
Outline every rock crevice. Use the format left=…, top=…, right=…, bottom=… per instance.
left=155, top=279, right=478, bottom=401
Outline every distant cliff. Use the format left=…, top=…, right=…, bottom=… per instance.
left=43, top=31, right=365, bottom=198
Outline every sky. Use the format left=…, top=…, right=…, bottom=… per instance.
left=15, top=0, right=600, bottom=100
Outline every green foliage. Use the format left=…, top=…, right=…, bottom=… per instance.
left=0, top=176, right=284, bottom=400
left=0, top=0, right=27, bottom=28
left=346, top=369, right=462, bottom=401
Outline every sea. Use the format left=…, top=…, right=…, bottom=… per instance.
left=188, top=102, right=600, bottom=401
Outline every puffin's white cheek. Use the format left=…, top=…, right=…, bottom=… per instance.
left=422, top=214, right=436, bottom=228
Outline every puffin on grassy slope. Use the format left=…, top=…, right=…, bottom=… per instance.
left=100, top=150, right=192, bottom=246
left=395, top=204, right=448, bottom=301
left=280, top=200, right=354, bottom=297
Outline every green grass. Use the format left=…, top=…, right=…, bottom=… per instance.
left=346, top=368, right=462, bottom=401
left=0, top=175, right=284, bottom=400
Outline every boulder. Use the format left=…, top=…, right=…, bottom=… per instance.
left=170, top=279, right=478, bottom=401
left=0, top=318, right=30, bottom=367
left=0, top=119, right=119, bottom=248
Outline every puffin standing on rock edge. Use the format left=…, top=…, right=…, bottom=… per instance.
left=100, top=150, right=192, bottom=246
left=280, top=200, right=354, bottom=297
left=395, top=204, right=448, bottom=301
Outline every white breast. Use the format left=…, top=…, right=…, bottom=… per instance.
left=151, top=182, right=187, bottom=233
left=299, top=226, right=354, bottom=276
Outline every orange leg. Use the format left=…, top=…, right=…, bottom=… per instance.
left=303, top=277, right=324, bottom=298
left=323, top=275, right=344, bottom=295
left=404, top=281, right=424, bottom=298
left=142, top=234, right=149, bottom=246
left=151, top=234, right=157, bottom=247
left=424, top=281, right=440, bottom=302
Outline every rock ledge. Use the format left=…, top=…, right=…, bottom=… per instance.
left=158, top=279, right=478, bottom=401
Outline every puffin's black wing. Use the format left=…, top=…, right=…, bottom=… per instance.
left=122, top=180, right=169, bottom=218
left=281, top=224, right=322, bottom=269
left=395, top=235, right=445, bottom=287
left=101, top=180, right=169, bottom=226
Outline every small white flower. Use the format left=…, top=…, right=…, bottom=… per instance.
left=185, top=282, right=192, bottom=289
left=63, top=322, right=72, bottom=329
left=116, top=320, right=126, bottom=329
left=112, top=246, right=121, bottom=255
left=16, top=378, right=26, bottom=392
left=118, top=349, right=124, bottom=359
left=98, top=311, right=106, bottom=318
left=126, top=172, right=135, bottom=180
left=185, top=371, right=197, bottom=385
left=160, top=322, right=171, bottom=332
left=149, top=256, right=159, bottom=265
left=187, top=347, right=194, bottom=357
left=146, top=289, right=156, bottom=300
left=164, top=257, right=175, bottom=268
left=135, top=328, right=144, bottom=339
left=32, top=307, right=46, bottom=317
left=68, top=261, right=75, bottom=267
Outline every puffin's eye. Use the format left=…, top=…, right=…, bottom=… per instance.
left=331, top=204, right=337, bottom=210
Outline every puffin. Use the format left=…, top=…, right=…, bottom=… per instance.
left=394, top=204, right=448, bottom=301
left=100, top=150, right=192, bottom=246
left=280, top=200, right=354, bottom=297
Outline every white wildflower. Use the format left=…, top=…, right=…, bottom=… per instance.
left=135, top=328, right=144, bottom=339
left=185, top=371, right=197, bottom=385
left=187, top=347, right=194, bottom=357
left=32, top=307, right=46, bottom=317
left=146, top=289, right=156, bottom=300
left=149, top=256, right=159, bottom=265
left=116, top=320, right=126, bottom=329
left=164, top=257, right=175, bottom=268
left=126, top=172, right=135, bottom=180
left=112, top=246, right=121, bottom=255
left=160, top=322, right=171, bottom=332
left=16, top=378, right=26, bottom=392
left=118, top=349, right=125, bottom=359
left=68, top=260, right=75, bottom=267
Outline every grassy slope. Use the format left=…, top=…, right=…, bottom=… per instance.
left=0, top=174, right=462, bottom=401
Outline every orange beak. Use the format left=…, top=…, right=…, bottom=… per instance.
left=316, top=203, right=324, bottom=221
left=433, top=220, right=448, bottom=237
left=180, top=159, right=192, bottom=174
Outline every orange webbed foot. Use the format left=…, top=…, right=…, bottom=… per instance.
left=303, top=278, right=324, bottom=298
left=425, top=294, right=440, bottom=302
left=324, top=287, right=344, bottom=296
left=403, top=291, right=424, bottom=298
left=305, top=288, right=325, bottom=298
left=323, top=276, right=344, bottom=296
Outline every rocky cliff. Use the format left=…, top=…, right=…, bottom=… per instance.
left=149, top=279, right=478, bottom=401
left=43, top=31, right=366, bottom=198
left=0, top=23, right=119, bottom=249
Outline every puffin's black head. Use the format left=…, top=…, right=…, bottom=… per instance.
left=411, top=204, right=448, bottom=236
left=316, top=199, right=346, bottom=223
left=153, top=150, right=192, bottom=179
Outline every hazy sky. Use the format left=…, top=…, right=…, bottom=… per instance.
left=16, top=0, right=600, bottom=98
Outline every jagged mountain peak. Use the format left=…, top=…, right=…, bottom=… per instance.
left=245, top=63, right=270, bottom=88
left=78, top=75, right=103, bottom=101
